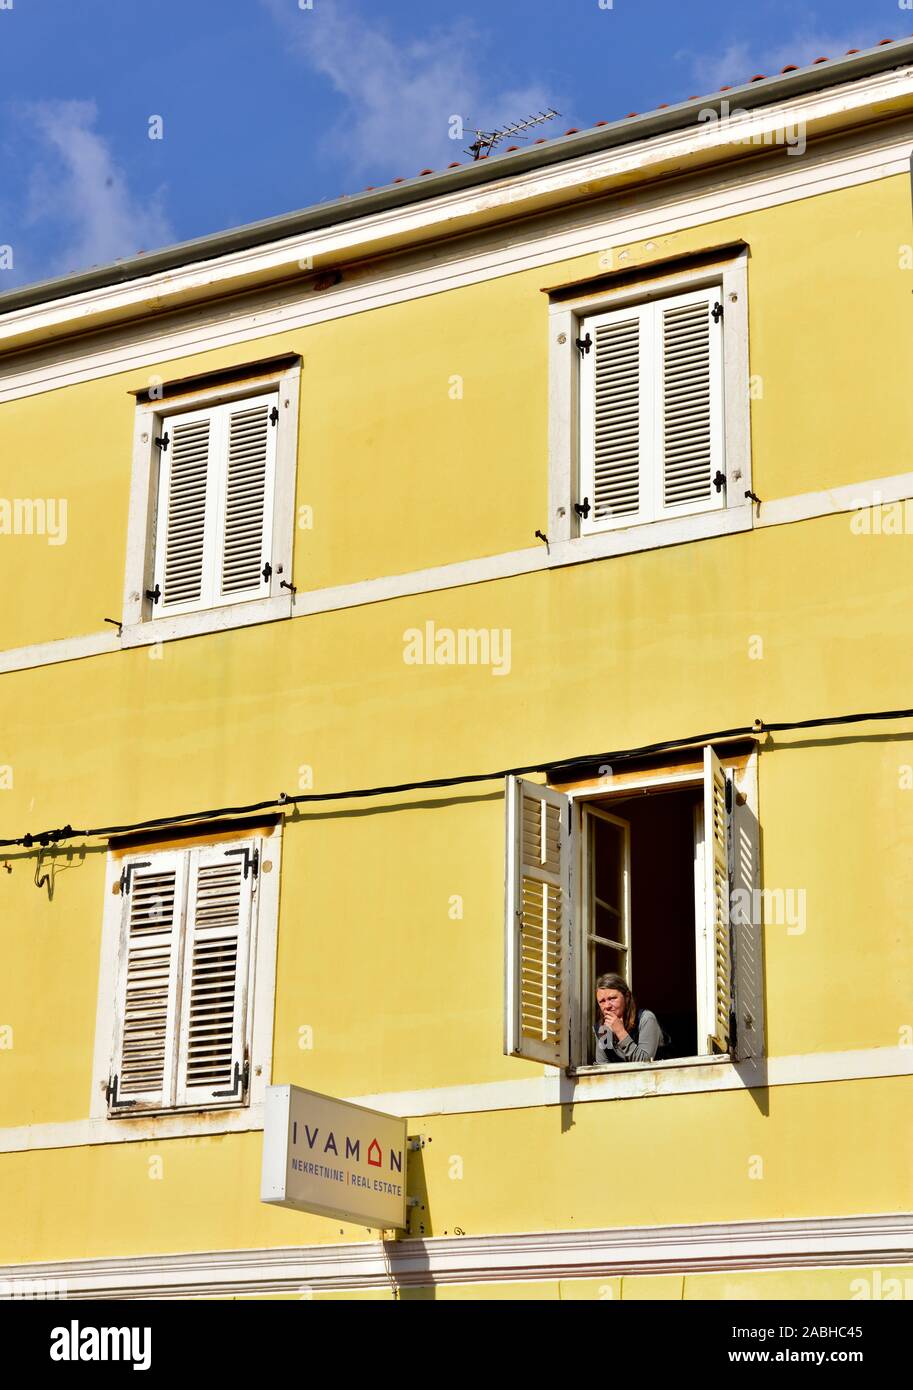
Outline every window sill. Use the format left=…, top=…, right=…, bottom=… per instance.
left=120, top=593, right=291, bottom=649
left=554, top=502, right=752, bottom=566
left=572, top=1054, right=729, bottom=1076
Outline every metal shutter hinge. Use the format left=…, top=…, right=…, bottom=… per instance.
left=712, top=302, right=723, bottom=323
left=145, top=583, right=161, bottom=604
left=154, top=432, right=170, bottom=450
left=575, top=332, right=592, bottom=356
left=262, top=562, right=272, bottom=583
left=574, top=497, right=591, bottom=518
left=213, top=1049, right=249, bottom=1099
left=713, top=471, right=726, bottom=493
left=106, top=1074, right=137, bottom=1110
left=269, top=406, right=279, bottom=426
left=225, top=845, right=259, bottom=880
left=119, top=860, right=151, bottom=895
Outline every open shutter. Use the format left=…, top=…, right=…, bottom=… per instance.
left=703, top=746, right=732, bottom=1053
left=175, top=842, right=255, bottom=1107
left=154, top=406, right=219, bottom=614
left=658, top=289, right=723, bottom=514
left=730, top=778, right=765, bottom=1062
left=109, top=853, right=186, bottom=1111
left=505, top=777, right=572, bottom=1067
left=579, top=303, right=652, bottom=533
left=217, top=393, right=277, bottom=602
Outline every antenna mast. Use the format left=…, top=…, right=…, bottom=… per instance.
left=465, top=108, right=561, bottom=161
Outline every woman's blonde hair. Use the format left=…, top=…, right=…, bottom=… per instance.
left=595, top=973, right=637, bottom=1033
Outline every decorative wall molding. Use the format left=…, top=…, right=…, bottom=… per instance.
left=0, top=469, right=910, bottom=676
left=2, top=1212, right=910, bottom=1298
left=1, top=1044, right=908, bottom=1155
left=0, top=118, right=910, bottom=405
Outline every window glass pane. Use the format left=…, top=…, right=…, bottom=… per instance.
left=592, top=816, right=623, bottom=913
left=594, top=902, right=624, bottom=945
left=592, top=940, right=626, bottom=984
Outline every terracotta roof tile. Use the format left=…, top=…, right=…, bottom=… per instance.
left=370, top=36, right=912, bottom=196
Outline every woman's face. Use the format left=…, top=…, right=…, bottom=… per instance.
left=596, top=988, right=625, bottom=1022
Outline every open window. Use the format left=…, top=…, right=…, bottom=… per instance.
left=504, top=745, right=763, bottom=1071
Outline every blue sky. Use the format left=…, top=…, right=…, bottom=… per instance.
left=0, top=0, right=908, bottom=290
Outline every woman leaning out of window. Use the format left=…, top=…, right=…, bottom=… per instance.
left=594, top=973, right=666, bottom=1064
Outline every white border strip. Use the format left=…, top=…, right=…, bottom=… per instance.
left=1, top=1212, right=910, bottom=1297
left=1, top=65, right=911, bottom=363
left=0, top=120, right=910, bottom=405
left=1, top=1044, right=908, bottom=1155
left=0, top=471, right=910, bottom=676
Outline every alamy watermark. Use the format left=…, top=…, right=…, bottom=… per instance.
left=0, top=497, right=68, bottom=545
left=403, top=621, right=511, bottom=676
left=731, top=886, right=806, bottom=934
left=849, top=490, right=913, bottom=535
left=698, top=98, right=806, bottom=157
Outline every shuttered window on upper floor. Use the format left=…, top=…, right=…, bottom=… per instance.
left=577, top=287, right=724, bottom=533
left=107, top=839, right=259, bottom=1115
left=150, top=392, right=278, bottom=617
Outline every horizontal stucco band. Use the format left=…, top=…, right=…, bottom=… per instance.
left=0, top=1047, right=908, bottom=1154
left=0, top=1212, right=910, bottom=1298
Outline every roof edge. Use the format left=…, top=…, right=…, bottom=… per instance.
left=1, top=35, right=912, bottom=319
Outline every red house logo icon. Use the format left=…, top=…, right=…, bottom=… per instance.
left=367, top=1139, right=382, bottom=1167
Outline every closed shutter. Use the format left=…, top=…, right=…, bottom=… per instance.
left=174, top=842, right=255, bottom=1107
left=659, top=289, right=723, bottom=512
left=730, top=778, right=765, bottom=1062
left=505, top=777, right=573, bottom=1067
left=703, top=746, right=732, bottom=1053
left=154, top=408, right=218, bottom=614
left=577, top=286, right=724, bottom=532
left=152, top=392, right=277, bottom=616
left=578, top=303, right=651, bottom=533
left=109, top=854, right=186, bottom=1111
left=218, top=394, right=277, bottom=601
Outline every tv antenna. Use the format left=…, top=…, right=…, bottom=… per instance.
left=464, top=108, right=561, bottom=161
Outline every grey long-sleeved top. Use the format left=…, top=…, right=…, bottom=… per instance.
left=594, top=1008, right=664, bottom=1064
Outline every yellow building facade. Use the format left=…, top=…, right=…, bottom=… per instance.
left=1, top=41, right=912, bottom=1299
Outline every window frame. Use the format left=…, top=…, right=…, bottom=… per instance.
left=565, top=751, right=759, bottom=1074
left=548, top=251, right=752, bottom=550
left=122, top=360, right=301, bottom=642
left=90, top=822, right=282, bottom=1128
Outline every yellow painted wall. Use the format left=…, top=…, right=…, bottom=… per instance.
left=0, top=1079, right=909, bottom=1264
left=0, top=174, right=910, bottom=652
left=1, top=166, right=912, bottom=1279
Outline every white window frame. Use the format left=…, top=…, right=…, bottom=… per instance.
left=89, top=823, right=282, bottom=1132
left=567, top=750, right=759, bottom=1074
left=581, top=803, right=632, bottom=988
left=548, top=251, right=752, bottom=552
left=122, top=360, right=301, bottom=645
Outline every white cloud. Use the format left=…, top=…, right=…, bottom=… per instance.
left=20, top=100, right=172, bottom=277
left=261, top=0, right=562, bottom=180
left=681, top=26, right=897, bottom=95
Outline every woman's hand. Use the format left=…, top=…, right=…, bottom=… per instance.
left=605, top=1012, right=629, bottom=1040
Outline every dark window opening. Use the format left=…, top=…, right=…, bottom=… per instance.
left=583, top=785, right=701, bottom=1064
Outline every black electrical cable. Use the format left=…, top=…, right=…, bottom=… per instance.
left=3, top=702, right=913, bottom=852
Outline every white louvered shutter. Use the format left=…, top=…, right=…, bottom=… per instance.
left=109, top=853, right=187, bottom=1111
left=152, top=393, right=277, bottom=616
left=153, top=406, right=219, bottom=615
left=174, top=842, right=255, bottom=1107
left=217, top=394, right=277, bottom=602
left=505, top=777, right=573, bottom=1067
left=730, top=780, right=765, bottom=1062
left=703, top=746, right=732, bottom=1053
left=658, top=289, right=724, bottom=515
left=578, top=302, right=652, bottom=533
